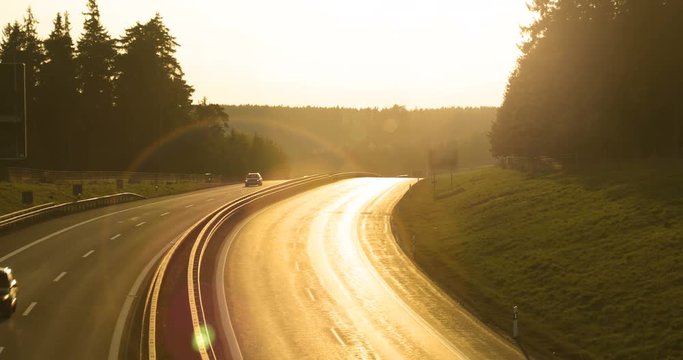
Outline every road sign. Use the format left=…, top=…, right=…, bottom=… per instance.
left=0, top=63, right=27, bottom=159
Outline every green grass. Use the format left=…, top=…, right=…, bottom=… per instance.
left=393, top=161, right=683, bottom=359
left=0, top=180, right=224, bottom=216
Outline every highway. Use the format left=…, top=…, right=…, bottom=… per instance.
left=0, top=181, right=281, bottom=360
left=217, top=178, right=524, bottom=359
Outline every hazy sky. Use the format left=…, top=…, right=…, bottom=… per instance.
left=2, top=1, right=532, bottom=108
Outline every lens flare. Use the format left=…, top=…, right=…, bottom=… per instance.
left=191, top=324, right=216, bottom=352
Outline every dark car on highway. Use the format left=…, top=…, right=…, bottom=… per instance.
left=244, top=172, right=263, bottom=187
left=0, top=267, right=18, bottom=317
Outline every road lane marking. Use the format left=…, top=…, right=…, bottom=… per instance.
left=22, top=302, right=37, bottom=316
left=82, top=250, right=95, bottom=258
left=295, top=261, right=301, bottom=272
left=0, top=346, right=4, bottom=354
left=306, top=288, right=316, bottom=301
left=129, top=216, right=140, bottom=221
left=135, top=221, right=146, bottom=227
left=160, top=212, right=170, bottom=217
left=330, top=327, right=346, bottom=346
left=53, top=272, right=67, bottom=282
left=185, top=204, right=194, bottom=208
left=108, top=235, right=179, bottom=360
left=0, top=184, right=248, bottom=264
left=110, top=234, right=121, bottom=240
left=206, top=198, right=214, bottom=202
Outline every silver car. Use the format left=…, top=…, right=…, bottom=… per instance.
left=0, top=267, right=18, bottom=317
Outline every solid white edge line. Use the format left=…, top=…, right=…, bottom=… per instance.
left=82, top=250, right=95, bottom=258
left=53, top=271, right=67, bottom=282
left=22, top=302, right=37, bottom=316
left=107, top=236, right=178, bottom=360
left=135, top=222, right=146, bottom=227
left=110, top=234, right=122, bottom=240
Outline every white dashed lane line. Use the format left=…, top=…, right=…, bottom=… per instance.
left=160, top=212, right=170, bottom=217
left=53, top=272, right=67, bottom=282
left=82, top=250, right=95, bottom=258
left=185, top=204, right=194, bottom=208
left=330, top=327, right=346, bottom=346
left=22, top=302, right=37, bottom=316
left=135, top=222, right=146, bottom=227
left=206, top=198, right=214, bottom=202
left=306, top=288, right=316, bottom=301
left=110, top=234, right=121, bottom=240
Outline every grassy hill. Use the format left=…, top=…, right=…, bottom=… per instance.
left=0, top=181, right=220, bottom=216
left=393, top=162, right=683, bottom=359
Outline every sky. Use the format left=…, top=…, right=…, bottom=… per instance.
left=1, top=0, right=533, bottom=108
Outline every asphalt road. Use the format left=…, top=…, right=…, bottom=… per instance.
left=0, top=181, right=281, bottom=360
left=217, top=178, right=525, bottom=359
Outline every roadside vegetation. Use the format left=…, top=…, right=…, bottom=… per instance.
left=393, top=163, right=683, bottom=359
left=0, top=180, right=222, bottom=216
left=0, top=1, right=288, bottom=178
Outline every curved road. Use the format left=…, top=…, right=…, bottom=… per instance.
left=217, top=178, right=524, bottom=359
left=0, top=181, right=281, bottom=359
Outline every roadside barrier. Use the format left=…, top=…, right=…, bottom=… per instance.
left=0, top=193, right=145, bottom=235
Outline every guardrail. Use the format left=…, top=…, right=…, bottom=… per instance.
left=0, top=203, right=55, bottom=223
left=0, top=193, right=145, bottom=235
left=141, top=173, right=375, bottom=360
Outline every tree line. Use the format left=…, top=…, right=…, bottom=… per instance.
left=0, top=1, right=288, bottom=179
left=225, top=105, right=495, bottom=176
left=491, top=0, right=683, bottom=166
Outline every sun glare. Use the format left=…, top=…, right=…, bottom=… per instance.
left=2, top=0, right=532, bottom=107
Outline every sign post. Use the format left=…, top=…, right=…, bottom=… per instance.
left=513, top=305, right=519, bottom=338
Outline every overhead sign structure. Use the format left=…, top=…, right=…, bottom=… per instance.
left=0, top=63, right=27, bottom=160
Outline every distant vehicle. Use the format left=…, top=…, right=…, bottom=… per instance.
left=244, top=172, right=263, bottom=187
left=0, top=267, right=18, bottom=317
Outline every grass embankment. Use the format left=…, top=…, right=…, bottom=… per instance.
left=394, top=163, right=683, bottom=359
left=0, top=181, right=223, bottom=216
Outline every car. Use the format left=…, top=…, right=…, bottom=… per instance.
left=0, top=267, right=18, bottom=317
left=244, top=172, right=263, bottom=187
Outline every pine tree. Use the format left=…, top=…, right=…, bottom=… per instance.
left=76, top=0, right=116, bottom=169
left=38, top=12, right=77, bottom=169
left=115, top=13, right=193, bottom=172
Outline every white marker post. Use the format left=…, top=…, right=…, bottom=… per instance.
left=513, top=306, right=519, bottom=338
